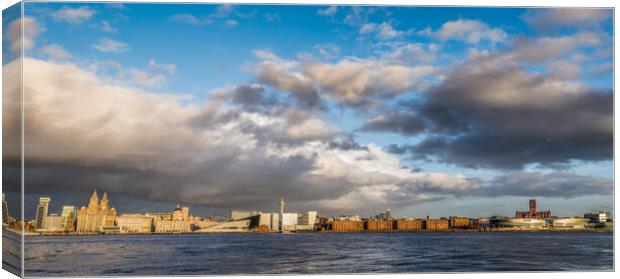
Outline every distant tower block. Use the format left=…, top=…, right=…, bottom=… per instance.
left=36, top=197, right=51, bottom=229
left=279, top=198, right=285, bottom=232
left=386, top=208, right=392, bottom=219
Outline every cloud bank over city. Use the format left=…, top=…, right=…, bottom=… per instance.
left=2, top=4, right=613, bottom=217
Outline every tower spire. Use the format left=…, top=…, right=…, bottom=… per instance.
left=100, top=192, right=109, bottom=209
left=88, top=190, right=99, bottom=209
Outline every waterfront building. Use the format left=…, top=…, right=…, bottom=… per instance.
left=41, top=214, right=63, bottom=232
left=194, top=219, right=251, bottom=233
left=584, top=211, right=609, bottom=223
left=281, top=213, right=298, bottom=231
left=257, top=213, right=279, bottom=231
left=60, top=206, right=76, bottom=232
left=172, top=205, right=190, bottom=221
left=515, top=199, right=551, bottom=219
left=35, top=197, right=51, bottom=229
left=330, top=220, right=363, bottom=231
left=2, top=193, right=9, bottom=224
left=297, top=211, right=317, bottom=230
left=279, top=198, right=285, bottom=232
left=117, top=214, right=154, bottom=233
left=425, top=219, right=449, bottom=231
left=153, top=205, right=191, bottom=233
left=449, top=216, right=471, bottom=229
left=552, top=218, right=590, bottom=228
left=155, top=219, right=191, bottom=233
left=365, top=219, right=393, bottom=231
left=230, top=210, right=260, bottom=220
left=182, top=207, right=190, bottom=221
left=76, top=191, right=117, bottom=233
left=491, top=218, right=547, bottom=228
left=188, top=216, right=222, bottom=230
left=395, top=219, right=423, bottom=231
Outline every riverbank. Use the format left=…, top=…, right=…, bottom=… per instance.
left=6, top=227, right=613, bottom=237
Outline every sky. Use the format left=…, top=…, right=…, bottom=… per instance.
left=1, top=3, right=614, bottom=219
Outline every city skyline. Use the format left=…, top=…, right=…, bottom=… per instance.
left=2, top=3, right=613, bottom=219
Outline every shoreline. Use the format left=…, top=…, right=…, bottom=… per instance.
left=5, top=227, right=613, bottom=237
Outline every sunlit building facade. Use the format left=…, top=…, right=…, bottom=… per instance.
left=76, top=191, right=117, bottom=233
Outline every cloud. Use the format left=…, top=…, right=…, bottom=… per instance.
left=425, top=19, right=507, bottom=45
left=253, top=50, right=324, bottom=109
left=105, top=59, right=176, bottom=89
left=263, top=13, right=280, bottom=22
left=303, top=59, right=435, bottom=106
left=224, top=19, right=239, bottom=27
left=101, top=20, right=118, bottom=33
left=92, top=37, right=128, bottom=52
left=209, top=84, right=276, bottom=111
left=6, top=17, right=41, bottom=52
left=253, top=50, right=436, bottom=108
left=359, top=22, right=407, bottom=40
left=41, top=44, right=71, bottom=59
left=51, top=6, right=96, bottom=24
left=366, top=61, right=612, bottom=169
left=169, top=13, right=210, bottom=25
left=147, top=59, right=176, bottom=74
left=313, top=43, right=341, bottom=59
left=5, top=57, right=490, bottom=215
left=317, top=6, right=338, bottom=16
left=381, top=43, right=439, bottom=64
left=508, top=32, right=604, bottom=63
left=361, top=111, right=426, bottom=135
left=481, top=171, right=612, bottom=198
left=168, top=5, right=245, bottom=27
left=524, top=9, right=612, bottom=33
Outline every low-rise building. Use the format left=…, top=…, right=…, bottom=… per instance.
left=117, top=214, right=154, bottom=233
left=584, top=211, right=609, bottom=223
left=552, top=218, right=590, bottom=229
left=41, top=214, right=63, bottom=232
left=449, top=216, right=471, bottom=229
left=257, top=213, right=279, bottom=231
left=330, top=220, right=363, bottom=232
left=425, top=219, right=449, bottom=231
left=395, top=219, right=423, bottom=231
left=365, top=219, right=393, bottom=231
left=230, top=210, right=260, bottom=220
left=281, top=213, right=298, bottom=231
left=155, top=219, right=191, bottom=233
left=297, top=211, right=317, bottom=231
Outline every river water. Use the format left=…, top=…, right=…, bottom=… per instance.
left=8, top=231, right=614, bottom=276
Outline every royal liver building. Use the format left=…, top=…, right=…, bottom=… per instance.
left=76, top=191, right=117, bottom=233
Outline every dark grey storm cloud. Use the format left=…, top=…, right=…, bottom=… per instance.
left=361, top=111, right=426, bottom=135
left=365, top=61, right=612, bottom=169
left=480, top=171, right=612, bottom=198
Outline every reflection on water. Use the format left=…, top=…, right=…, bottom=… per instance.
left=15, top=232, right=614, bottom=276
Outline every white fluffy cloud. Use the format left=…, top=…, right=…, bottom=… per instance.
left=317, top=6, right=337, bottom=16
left=6, top=17, right=41, bottom=52
left=41, top=44, right=71, bottom=59
left=360, top=22, right=406, bottom=40
left=101, top=20, right=118, bottom=33
left=253, top=50, right=436, bottom=107
left=92, top=37, right=128, bottom=52
left=51, top=6, right=96, bottom=24
left=424, top=19, right=507, bottom=45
